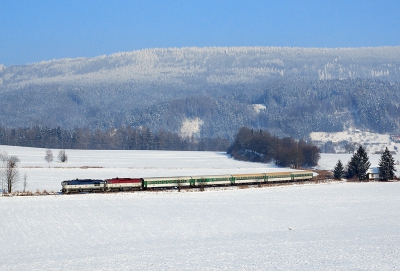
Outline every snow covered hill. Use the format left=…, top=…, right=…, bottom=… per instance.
left=2, top=46, right=400, bottom=91
left=1, top=46, right=400, bottom=138
left=310, top=128, right=399, bottom=154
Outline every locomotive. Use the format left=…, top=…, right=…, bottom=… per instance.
left=61, top=171, right=314, bottom=193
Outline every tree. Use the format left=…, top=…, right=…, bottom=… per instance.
left=44, top=149, right=54, bottom=166
left=333, top=160, right=345, bottom=180
left=378, top=147, right=396, bottom=181
left=23, top=173, right=28, bottom=193
left=347, top=145, right=370, bottom=181
left=58, top=149, right=68, bottom=163
left=0, top=151, right=7, bottom=194
left=344, top=142, right=356, bottom=154
left=1, top=155, right=20, bottom=193
left=345, top=161, right=355, bottom=179
left=228, top=127, right=320, bottom=167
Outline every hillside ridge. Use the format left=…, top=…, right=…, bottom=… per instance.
left=0, top=46, right=400, bottom=139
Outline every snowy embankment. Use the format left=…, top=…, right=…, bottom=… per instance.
left=1, top=182, right=400, bottom=270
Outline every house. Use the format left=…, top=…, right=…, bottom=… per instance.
left=390, top=134, right=400, bottom=142
left=367, top=167, right=380, bottom=180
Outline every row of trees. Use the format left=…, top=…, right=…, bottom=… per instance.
left=333, top=146, right=396, bottom=181
left=228, top=127, right=320, bottom=167
left=0, top=126, right=230, bottom=151
left=1, top=148, right=69, bottom=194
left=45, top=149, right=68, bottom=165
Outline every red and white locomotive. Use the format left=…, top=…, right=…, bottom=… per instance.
left=104, top=177, right=142, bottom=191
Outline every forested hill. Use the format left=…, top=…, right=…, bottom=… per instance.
left=1, top=46, right=400, bottom=139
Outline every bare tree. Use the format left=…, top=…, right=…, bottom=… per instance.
left=1, top=155, right=20, bottom=194
left=44, top=149, right=54, bottom=166
left=58, top=149, right=68, bottom=163
left=0, top=151, right=7, bottom=165
left=344, top=142, right=356, bottom=154
left=0, top=151, right=5, bottom=194
left=23, top=173, right=28, bottom=193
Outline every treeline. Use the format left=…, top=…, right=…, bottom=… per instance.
left=0, top=126, right=230, bottom=151
left=252, top=78, right=400, bottom=138
left=228, top=127, right=320, bottom=168
left=1, top=78, right=400, bottom=140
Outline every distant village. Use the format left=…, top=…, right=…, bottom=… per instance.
left=311, top=130, right=400, bottom=154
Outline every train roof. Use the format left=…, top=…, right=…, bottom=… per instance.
left=141, top=176, right=193, bottom=181
left=105, top=177, right=141, bottom=180
left=231, top=173, right=268, bottom=178
left=190, top=174, right=232, bottom=179
left=61, top=179, right=105, bottom=185
left=105, top=178, right=142, bottom=183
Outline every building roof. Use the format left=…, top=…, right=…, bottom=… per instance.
left=367, top=167, right=379, bottom=174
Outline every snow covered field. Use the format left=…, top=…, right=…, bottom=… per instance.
left=1, top=145, right=400, bottom=270
left=1, top=145, right=399, bottom=193
left=0, top=145, right=308, bottom=193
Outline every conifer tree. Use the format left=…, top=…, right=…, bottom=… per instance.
left=348, top=145, right=370, bottom=181
left=378, top=147, right=396, bottom=181
left=333, top=160, right=344, bottom=179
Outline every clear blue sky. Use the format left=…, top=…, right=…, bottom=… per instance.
left=1, top=0, right=399, bottom=66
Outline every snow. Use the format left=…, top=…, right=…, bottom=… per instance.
left=2, top=47, right=400, bottom=90
left=180, top=117, right=204, bottom=138
left=253, top=104, right=266, bottom=113
left=316, top=153, right=400, bottom=172
left=310, top=129, right=396, bottom=153
left=1, top=145, right=400, bottom=270
left=1, top=145, right=292, bottom=193
left=1, top=144, right=399, bottom=192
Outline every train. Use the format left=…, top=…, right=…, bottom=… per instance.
left=61, top=170, right=314, bottom=193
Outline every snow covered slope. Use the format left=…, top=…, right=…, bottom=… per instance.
left=2, top=47, right=400, bottom=90
left=1, top=144, right=400, bottom=192
left=310, top=129, right=398, bottom=154
left=1, top=182, right=399, bottom=270
left=1, top=146, right=400, bottom=270
left=1, top=46, right=400, bottom=137
left=0, top=145, right=282, bottom=192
